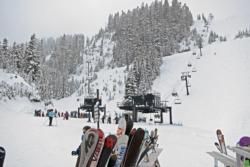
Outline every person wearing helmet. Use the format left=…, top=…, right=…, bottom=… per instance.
left=238, top=136, right=250, bottom=167
left=47, top=109, right=55, bottom=126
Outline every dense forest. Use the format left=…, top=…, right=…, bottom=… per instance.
left=0, top=0, right=196, bottom=100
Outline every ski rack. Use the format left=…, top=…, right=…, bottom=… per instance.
left=227, top=146, right=250, bottom=167
left=207, top=146, right=250, bottom=167
left=207, top=151, right=236, bottom=167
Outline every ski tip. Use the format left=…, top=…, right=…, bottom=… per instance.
left=216, top=129, right=222, bottom=134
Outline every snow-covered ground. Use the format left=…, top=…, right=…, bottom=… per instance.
left=1, top=15, right=250, bottom=167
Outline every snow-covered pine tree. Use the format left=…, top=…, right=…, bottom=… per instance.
left=24, top=34, right=41, bottom=82
left=1, top=38, right=9, bottom=70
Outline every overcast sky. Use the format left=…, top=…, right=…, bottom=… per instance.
left=0, top=0, right=249, bottom=43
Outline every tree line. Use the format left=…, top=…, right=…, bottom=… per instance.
left=0, top=0, right=195, bottom=100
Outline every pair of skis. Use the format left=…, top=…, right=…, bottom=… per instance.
left=214, top=129, right=227, bottom=154
left=214, top=129, right=230, bottom=167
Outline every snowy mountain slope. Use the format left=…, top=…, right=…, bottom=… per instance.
left=172, top=38, right=250, bottom=132
left=0, top=70, right=40, bottom=102
left=210, top=14, right=250, bottom=40
left=53, top=66, right=127, bottom=116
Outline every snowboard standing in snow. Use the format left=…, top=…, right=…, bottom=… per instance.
left=78, top=128, right=99, bottom=167
left=89, top=129, right=105, bottom=167
left=124, top=114, right=133, bottom=136
left=116, top=117, right=127, bottom=137
left=114, top=135, right=129, bottom=167
left=122, top=128, right=145, bottom=167
left=73, top=126, right=91, bottom=167
left=0, top=147, right=5, bottom=167
left=97, top=135, right=117, bottom=167
left=107, top=117, right=127, bottom=167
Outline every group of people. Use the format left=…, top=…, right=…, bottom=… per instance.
left=46, top=109, right=69, bottom=126
left=100, top=115, right=121, bottom=124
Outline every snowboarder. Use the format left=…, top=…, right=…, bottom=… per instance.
left=47, top=109, right=54, bottom=126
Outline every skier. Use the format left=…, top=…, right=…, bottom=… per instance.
left=107, top=115, right=111, bottom=124
left=114, top=115, right=119, bottom=124
left=64, top=111, right=69, bottom=120
left=72, top=126, right=91, bottom=167
left=47, top=109, right=54, bottom=126
left=101, top=115, right=105, bottom=123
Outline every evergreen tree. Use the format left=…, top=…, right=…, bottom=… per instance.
left=1, top=38, right=9, bottom=70
left=24, top=34, right=41, bottom=82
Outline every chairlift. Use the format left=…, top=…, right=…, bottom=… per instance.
left=154, top=114, right=161, bottom=119
left=192, top=67, right=197, bottom=72
left=171, top=89, right=178, bottom=97
left=174, top=97, right=182, bottom=104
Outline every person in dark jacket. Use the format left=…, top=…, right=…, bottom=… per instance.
left=64, top=111, right=69, bottom=120
left=101, top=115, right=105, bottom=123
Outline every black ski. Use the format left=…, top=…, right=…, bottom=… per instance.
left=122, top=128, right=145, bottom=167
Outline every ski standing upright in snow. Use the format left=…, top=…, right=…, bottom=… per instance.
left=78, top=128, right=99, bottom=167
left=107, top=117, right=127, bottom=167
left=89, top=129, right=105, bottom=167
left=97, top=134, right=117, bottom=167
left=73, top=126, right=91, bottom=167
left=122, top=128, right=145, bottom=167
left=216, top=129, right=227, bottom=155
